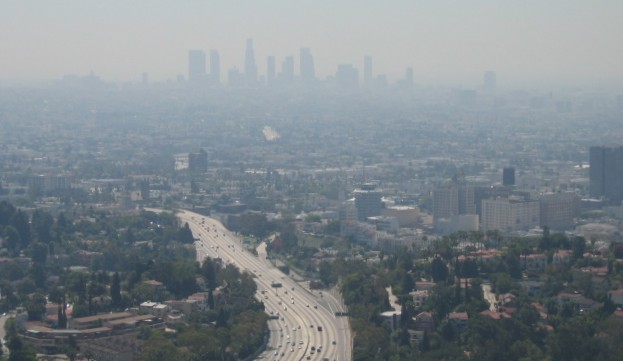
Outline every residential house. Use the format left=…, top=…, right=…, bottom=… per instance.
left=553, top=250, right=572, bottom=265
left=413, top=311, right=435, bottom=331
left=521, top=253, right=547, bottom=272
left=448, top=312, right=469, bottom=332
left=608, top=289, right=623, bottom=306
left=409, top=290, right=430, bottom=309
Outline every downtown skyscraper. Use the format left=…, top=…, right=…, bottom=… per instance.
left=363, top=56, right=372, bottom=88
left=188, top=50, right=206, bottom=84
left=266, top=56, right=276, bottom=85
left=244, top=38, right=257, bottom=85
left=210, top=50, right=220, bottom=85
left=590, top=146, right=623, bottom=203
left=300, top=48, right=315, bottom=84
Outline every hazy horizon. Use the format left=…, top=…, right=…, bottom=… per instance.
left=2, top=1, right=623, bottom=88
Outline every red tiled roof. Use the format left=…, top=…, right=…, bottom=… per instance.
left=448, top=312, right=468, bottom=321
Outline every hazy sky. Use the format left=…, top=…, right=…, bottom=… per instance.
left=2, top=0, right=622, bottom=87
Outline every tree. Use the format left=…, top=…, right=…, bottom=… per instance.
left=239, top=213, right=272, bottom=238
left=279, top=228, right=298, bottom=251
left=419, top=330, right=431, bottom=352
left=5, top=317, right=37, bottom=361
left=31, top=209, right=54, bottom=244
left=548, top=317, right=599, bottom=361
left=25, top=293, right=46, bottom=321
left=431, top=257, right=448, bottom=283
left=318, top=261, right=335, bottom=286
left=3, top=225, right=21, bottom=256
left=177, top=223, right=194, bottom=244
left=29, top=242, right=48, bottom=265
left=55, top=212, right=70, bottom=235
left=200, top=257, right=219, bottom=290
left=140, top=333, right=189, bottom=361
left=10, top=210, right=31, bottom=248
left=0, top=201, right=16, bottom=225
left=572, top=236, right=586, bottom=261
left=57, top=304, right=67, bottom=329
left=111, top=272, right=122, bottom=308
left=208, top=290, right=215, bottom=310
left=29, top=262, right=46, bottom=289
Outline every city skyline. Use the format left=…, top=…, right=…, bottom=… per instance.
left=1, top=1, right=623, bottom=88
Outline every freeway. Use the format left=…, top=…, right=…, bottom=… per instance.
left=178, top=209, right=352, bottom=361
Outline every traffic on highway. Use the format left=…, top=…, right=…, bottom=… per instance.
left=178, top=209, right=351, bottom=361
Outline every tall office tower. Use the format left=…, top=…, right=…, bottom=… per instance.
left=503, top=167, right=515, bottom=186
left=433, top=182, right=476, bottom=221
left=300, top=48, right=315, bottom=83
left=228, top=67, right=244, bottom=87
left=244, top=38, right=257, bottom=85
left=280, top=56, right=294, bottom=83
left=363, top=56, right=372, bottom=88
left=354, top=183, right=383, bottom=221
left=188, top=149, right=208, bottom=173
left=540, top=192, right=579, bottom=230
left=405, top=67, right=414, bottom=88
left=590, top=146, right=606, bottom=198
left=335, top=64, right=359, bottom=90
left=266, top=56, right=276, bottom=85
left=474, top=185, right=513, bottom=217
left=481, top=197, right=540, bottom=232
left=483, top=71, right=496, bottom=92
left=458, top=185, right=476, bottom=214
left=210, top=50, right=220, bottom=84
left=188, top=50, right=206, bottom=84
left=433, top=185, right=459, bottom=220
left=589, top=146, right=623, bottom=202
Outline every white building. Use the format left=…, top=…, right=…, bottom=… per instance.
left=539, top=192, right=579, bottom=231
left=481, top=197, right=540, bottom=232
left=382, top=206, right=420, bottom=227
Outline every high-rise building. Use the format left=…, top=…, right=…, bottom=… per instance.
left=539, top=192, right=579, bottom=230
left=266, top=56, right=276, bottom=85
left=354, top=183, right=383, bottom=221
left=300, top=48, right=315, bottom=83
left=433, top=185, right=459, bottom=220
left=188, top=149, right=208, bottom=173
left=590, top=146, right=606, bottom=198
left=481, top=197, right=540, bottom=232
left=363, top=56, right=372, bottom=88
left=228, top=67, right=244, bottom=87
left=280, top=56, right=294, bottom=83
left=590, top=146, right=623, bottom=202
left=474, top=185, right=513, bottom=217
left=188, top=50, right=206, bottom=84
left=335, top=64, right=359, bottom=90
left=503, top=167, right=515, bottom=186
left=405, top=67, right=414, bottom=88
left=483, top=71, right=496, bottom=92
left=244, top=39, right=257, bottom=85
left=433, top=183, right=476, bottom=221
left=210, top=50, right=220, bottom=84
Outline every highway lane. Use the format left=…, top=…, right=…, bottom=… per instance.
left=178, top=209, right=351, bottom=361
left=188, top=216, right=330, bottom=361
